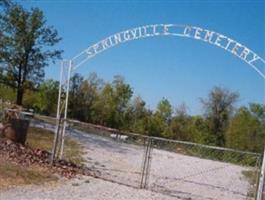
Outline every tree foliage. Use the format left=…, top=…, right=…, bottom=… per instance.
left=201, top=86, right=239, bottom=146
left=1, top=71, right=264, bottom=153
left=226, top=105, right=265, bottom=152
left=0, top=4, right=62, bottom=105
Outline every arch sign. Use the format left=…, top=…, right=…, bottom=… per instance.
left=72, top=24, right=265, bottom=78
left=50, top=22, right=265, bottom=166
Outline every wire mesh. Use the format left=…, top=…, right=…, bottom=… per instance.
left=30, top=115, right=263, bottom=199
left=68, top=121, right=148, bottom=188
left=148, top=137, right=261, bottom=200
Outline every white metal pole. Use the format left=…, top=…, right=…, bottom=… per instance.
left=257, top=145, right=265, bottom=200
left=59, top=60, right=72, bottom=159
left=50, top=61, right=64, bottom=164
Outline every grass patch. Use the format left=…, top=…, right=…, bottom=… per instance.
left=242, top=170, right=258, bottom=186
left=242, top=170, right=259, bottom=198
left=27, top=127, right=84, bottom=165
left=0, top=126, right=84, bottom=190
left=0, top=157, right=58, bottom=190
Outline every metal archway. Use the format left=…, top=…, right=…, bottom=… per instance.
left=50, top=23, right=265, bottom=172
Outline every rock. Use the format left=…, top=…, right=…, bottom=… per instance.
left=2, top=125, right=16, bottom=141
left=72, top=183, right=79, bottom=186
left=5, top=139, right=13, bottom=145
left=0, top=138, right=94, bottom=179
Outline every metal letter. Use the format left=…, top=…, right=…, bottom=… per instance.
left=214, top=34, right=226, bottom=48
left=113, top=33, right=123, bottom=44
left=123, top=30, right=131, bottom=41
left=101, top=38, right=112, bottom=49
left=129, top=28, right=138, bottom=39
left=194, top=27, right=203, bottom=40
left=163, top=24, right=172, bottom=35
left=224, top=38, right=234, bottom=50
left=248, top=53, right=260, bottom=64
left=183, top=26, right=192, bottom=37
left=231, top=43, right=242, bottom=56
left=239, top=47, right=250, bottom=61
left=142, top=26, right=151, bottom=37
left=204, top=30, right=215, bottom=43
left=152, top=24, right=160, bottom=35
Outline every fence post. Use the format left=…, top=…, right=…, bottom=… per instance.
left=140, top=137, right=153, bottom=189
left=257, top=145, right=265, bottom=200
left=145, top=138, right=153, bottom=188
left=50, top=61, right=64, bottom=165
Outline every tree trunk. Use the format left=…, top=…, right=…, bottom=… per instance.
left=16, top=87, right=24, bottom=105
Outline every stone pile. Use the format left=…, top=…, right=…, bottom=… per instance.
left=0, top=139, right=99, bottom=179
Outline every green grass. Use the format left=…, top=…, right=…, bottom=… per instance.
left=0, top=161, right=58, bottom=185
left=27, top=127, right=84, bottom=165
left=242, top=170, right=258, bottom=185
left=0, top=108, right=84, bottom=189
left=0, top=126, right=84, bottom=190
left=0, top=159, right=58, bottom=190
left=242, top=170, right=260, bottom=198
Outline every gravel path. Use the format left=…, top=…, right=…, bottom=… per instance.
left=0, top=120, right=255, bottom=200
left=0, top=176, right=176, bottom=200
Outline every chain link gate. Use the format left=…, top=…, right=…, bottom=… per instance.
left=35, top=115, right=263, bottom=199
left=145, top=137, right=262, bottom=200
left=68, top=120, right=262, bottom=199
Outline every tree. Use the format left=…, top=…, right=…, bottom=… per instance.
left=36, top=80, right=59, bottom=115
left=22, top=80, right=59, bottom=114
left=76, top=72, right=103, bottom=122
left=156, top=98, right=173, bottom=124
left=226, top=106, right=265, bottom=152
left=249, top=103, right=265, bottom=123
left=93, top=83, right=115, bottom=126
left=175, top=103, right=188, bottom=118
left=92, top=75, right=133, bottom=129
left=68, top=73, right=84, bottom=119
left=107, top=75, right=133, bottom=128
left=147, top=113, right=168, bottom=137
left=146, top=98, right=173, bottom=137
left=188, top=116, right=211, bottom=144
left=201, top=86, right=239, bottom=146
left=0, top=83, right=16, bottom=101
left=0, top=5, right=62, bottom=105
left=170, top=104, right=191, bottom=141
left=112, top=76, right=133, bottom=113
left=125, top=96, right=151, bottom=134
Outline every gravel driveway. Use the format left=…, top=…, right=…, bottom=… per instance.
left=0, top=176, right=177, bottom=200
left=0, top=120, right=257, bottom=200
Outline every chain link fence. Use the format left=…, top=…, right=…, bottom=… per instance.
left=32, top=115, right=262, bottom=200
left=68, top=121, right=148, bottom=188
left=147, top=137, right=261, bottom=200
